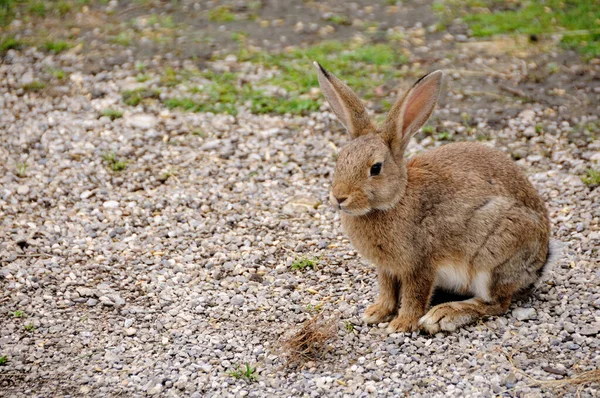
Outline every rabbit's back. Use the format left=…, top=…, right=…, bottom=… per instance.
left=407, top=141, right=548, bottom=215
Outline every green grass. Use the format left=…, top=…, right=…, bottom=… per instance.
left=48, top=68, right=66, bottom=79
left=22, top=81, right=46, bottom=91
left=581, top=169, right=600, bottom=188
left=12, top=310, right=23, bottom=318
left=1, top=0, right=82, bottom=26
left=0, top=355, right=7, bottom=365
left=442, top=0, right=600, bottom=58
left=327, top=15, right=351, bottom=26
left=228, top=363, right=258, bottom=382
left=161, top=67, right=180, bottom=87
left=122, top=88, right=161, bottom=106
left=16, top=161, right=27, bottom=177
left=111, top=32, right=132, bottom=46
left=147, top=14, right=174, bottom=29
left=27, top=1, right=45, bottom=17
left=163, top=40, right=408, bottom=116
left=208, top=5, right=236, bottom=22
left=102, top=152, right=127, bottom=172
left=24, top=323, right=35, bottom=332
left=44, top=40, right=71, bottom=53
left=291, top=256, right=319, bottom=271
left=0, top=36, right=22, bottom=53
left=345, top=321, right=355, bottom=333
left=136, top=73, right=150, bottom=82
left=101, top=108, right=123, bottom=120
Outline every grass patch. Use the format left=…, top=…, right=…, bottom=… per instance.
left=1, top=0, right=81, bottom=26
left=16, top=161, right=27, bottom=177
left=22, top=81, right=46, bottom=91
left=306, top=303, right=323, bottom=312
left=12, top=310, right=23, bottom=318
left=136, top=73, right=150, bottom=82
left=345, top=321, right=355, bottom=333
left=27, top=1, right=46, bottom=17
left=101, top=108, right=123, bottom=120
left=208, top=5, right=236, bottom=22
left=111, top=32, right=132, bottom=46
left=0, top=36, right=23, bottom=53
left=48, top=68, right=66, bottom=79
left=327, top=15, right=351, bottom=26
left=147, top=14, right=175, bottom=29
left=440, top=0, right=600, bottom=58
left=161, top=67, right=180, bottom=87
left=581, top=169, right=600, bottom=188
left=102, top=151, right=127, bottom=172
left=165, top=40, right=408, bottom=116
left=24, top=323, right=35, bottom=332
left=122, top=88, right=160, bottom=106
left=44, top=40, right=71, bottom=53
left=291, top=256, right=319, bottom=271
left=0, top=355, right=7, bottom=365
left=228, top=363, right=258, bottom=382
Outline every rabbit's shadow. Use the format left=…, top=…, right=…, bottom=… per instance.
left=429, top=289, right=473, bottom=307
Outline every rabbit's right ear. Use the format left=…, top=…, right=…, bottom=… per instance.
left=314, top=62, right=374, bottom=139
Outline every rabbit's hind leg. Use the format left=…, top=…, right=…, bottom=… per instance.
left=418, top=296, right=511, bottom=334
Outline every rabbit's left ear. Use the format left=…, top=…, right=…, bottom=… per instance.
left=314, top=62, right=374, bottom=139
left=382, top=70, right=443, bottom=161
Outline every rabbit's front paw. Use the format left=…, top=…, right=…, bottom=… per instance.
left=386, top=314, right=420, bottom=333
left=363, top=301, right=397, bottom=324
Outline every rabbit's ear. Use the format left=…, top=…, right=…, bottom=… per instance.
left=314, top=62, right=374, bottom=139
left=382, top=70, right=443, bottom=160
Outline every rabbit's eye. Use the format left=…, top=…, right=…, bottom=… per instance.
left=370, top=162, right=382, bottom=176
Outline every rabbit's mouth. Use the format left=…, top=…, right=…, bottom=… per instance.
left=340, top=206, right=371, bottom=216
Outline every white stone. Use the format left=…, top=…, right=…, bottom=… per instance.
left=512, top=307, right=536, bottom=321
left=103, top=200, right=119, bottom=209
left=128, top=114, right=158, bottom=130
left=518, top=109, right=536, bottom=123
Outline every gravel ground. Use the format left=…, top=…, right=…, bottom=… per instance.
left=1, top=2, right=600, bottom=398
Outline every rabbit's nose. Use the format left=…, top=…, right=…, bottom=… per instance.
left=335, top=196, right=348, bottom=205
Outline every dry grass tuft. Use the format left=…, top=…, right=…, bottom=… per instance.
left=281, top=312, right=338, bottom=368
left=500, top=349, right=600, bottom=397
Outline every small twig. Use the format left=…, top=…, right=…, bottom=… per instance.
left=499, top=84, right=530, bottom=99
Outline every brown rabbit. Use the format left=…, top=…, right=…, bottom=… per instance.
left=314, top=62, right=558, bottom=333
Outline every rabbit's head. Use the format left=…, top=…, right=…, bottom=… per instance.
left=314, top=62, right=443, bottom=216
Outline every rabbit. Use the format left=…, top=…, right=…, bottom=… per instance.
left=313, top=61, right=557, bottom=333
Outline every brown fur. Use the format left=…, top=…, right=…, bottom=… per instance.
left=314, top=63, right=551, bottom=333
